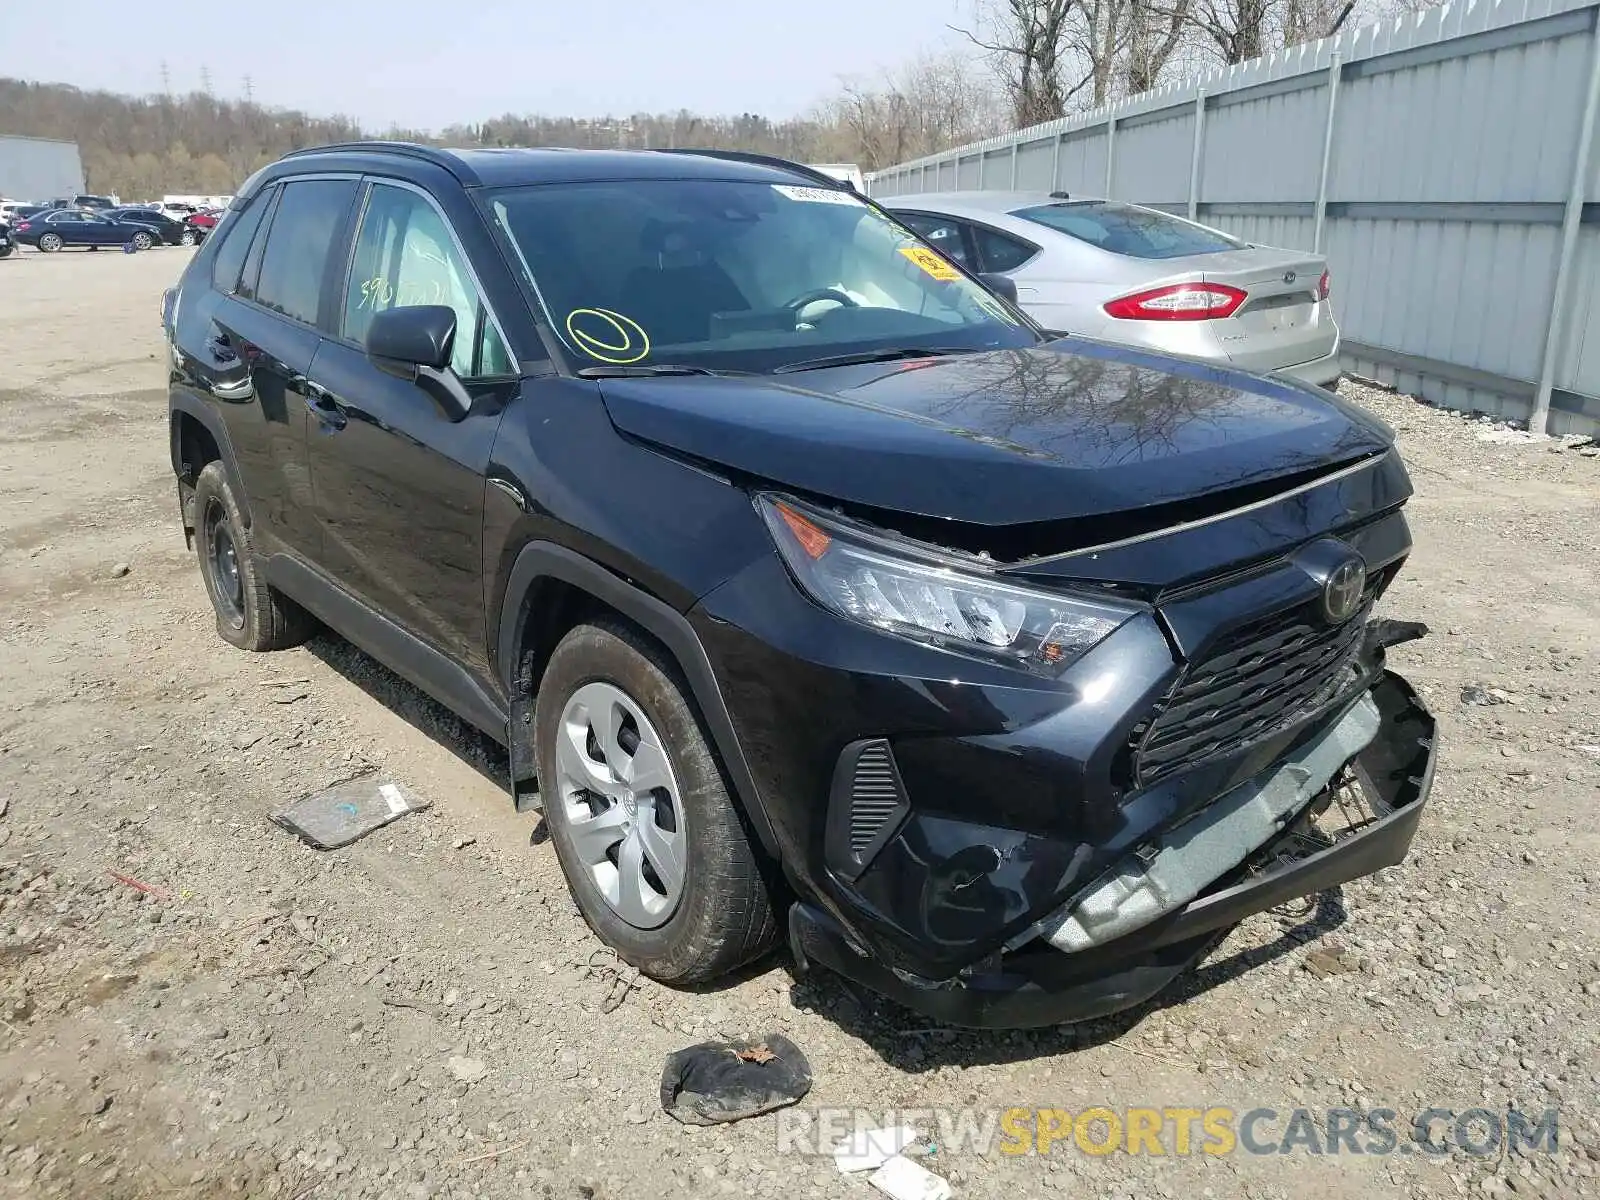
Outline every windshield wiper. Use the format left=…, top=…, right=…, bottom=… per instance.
left=576, top=363, right=723, bottom=378
left=772, top=346, right=973, bottom=374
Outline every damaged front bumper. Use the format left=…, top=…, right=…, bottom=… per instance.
left=789, top=669, right=1436, bottom=1029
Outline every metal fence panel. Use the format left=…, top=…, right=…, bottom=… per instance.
left=866, top=0, right=1600, bottom=435
left=1111, top=113, right=1196, bottom=205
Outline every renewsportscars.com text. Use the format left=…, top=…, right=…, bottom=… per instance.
left=775, top=1105, right=1560, bottom=1158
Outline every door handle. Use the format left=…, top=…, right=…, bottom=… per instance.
left=304, top=382, right=347, bottom=430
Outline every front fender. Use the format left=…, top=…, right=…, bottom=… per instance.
left=495, top=540, right=780, bottom=857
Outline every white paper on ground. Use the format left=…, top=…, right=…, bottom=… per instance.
left=866, top=1155, right=953, bottom=1200
left=833, top=1125, right=920, bottom=1173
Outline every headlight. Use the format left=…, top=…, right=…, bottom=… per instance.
left=758, top=494, right=1135, bottom=674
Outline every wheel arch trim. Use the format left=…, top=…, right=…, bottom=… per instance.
left=168, top=394, right=252, bottom=528
left=497, top=541, right=780, bottom=857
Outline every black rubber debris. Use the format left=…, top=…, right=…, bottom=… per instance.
left=659, top=1033, right=812, bottom=1125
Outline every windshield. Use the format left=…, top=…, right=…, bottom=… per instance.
left=486, top=179, right=1038, bottom=372
left=1013, top=201, right=1245, bottom=260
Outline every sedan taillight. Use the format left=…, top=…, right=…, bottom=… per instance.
left=15, top=222, right=30, bottom=232
left=1318, top=269, right=1331, bottom=301
left=1103, top=283, right=1247, bottom=321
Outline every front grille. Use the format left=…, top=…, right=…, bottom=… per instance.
left=849, top=741, right=905, bottom=855
left=1133, top=593, right=1373, bottom=787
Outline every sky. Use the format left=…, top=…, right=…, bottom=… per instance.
left=0, top=0, right=982, bottom=131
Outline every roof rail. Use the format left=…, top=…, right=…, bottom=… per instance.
left=648, top=148, right=854, bottom=191
left=278, top=141, right=475, bottom=183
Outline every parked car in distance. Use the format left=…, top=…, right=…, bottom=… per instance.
left=4, top=204, right=48, bottom=224
left=14, top=208, right=171, bottom=251
left=883, top=191, right=1342, bottom=389
left=0, top=220, right=13, bottom=258
left=46, top=193, right=120, bottom=211
left=163, top=143, right=1434, bottom=1029
left=107, top=206, right=198, bottom=246
left=185, top=208, right=223, bottom=231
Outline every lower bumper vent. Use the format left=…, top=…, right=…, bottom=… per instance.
left=826, top=738, right=911, bottom=881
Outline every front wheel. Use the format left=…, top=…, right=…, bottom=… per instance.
left=131, top=231, right=153, bottom=251
left=37, top=232, right=61, bottom=252
left=535, top=621, right=778, bottom=984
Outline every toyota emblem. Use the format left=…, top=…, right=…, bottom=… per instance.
left=1321, top=558, right=1367, bottom=624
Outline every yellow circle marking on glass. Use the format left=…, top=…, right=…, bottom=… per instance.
left=566, top=307, right=650, bottom=364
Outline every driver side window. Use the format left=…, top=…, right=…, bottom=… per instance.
left=343, top=183, right=513, bottom=379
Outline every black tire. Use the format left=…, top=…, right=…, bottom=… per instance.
left=37, top=233, right=61, bottom=252
left=192, top=461, right=313, bottom=651
left=0, top=244, right=13, bottom=258
left=535, top=620, right=778, bottom=983
left=131, top=231, right=153, bottom=251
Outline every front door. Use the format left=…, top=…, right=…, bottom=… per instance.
left=305, top=180, right=517, bottom=679
left=78, top=214, right=121, bottom=245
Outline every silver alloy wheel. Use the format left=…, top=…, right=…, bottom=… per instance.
left=555, top=681, right=686, bottom=929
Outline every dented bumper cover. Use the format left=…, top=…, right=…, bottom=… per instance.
left=788, top=670, right=1436, bottom=1028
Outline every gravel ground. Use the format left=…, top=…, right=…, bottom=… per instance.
left=1, top=248, right=1597, bottom=1200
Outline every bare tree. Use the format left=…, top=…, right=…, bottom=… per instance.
left=1124, top=0, right=1193, bottom=92
left=959, top=0, right=1091, bottom=126
left=825, top=52, right=1005, bottom=170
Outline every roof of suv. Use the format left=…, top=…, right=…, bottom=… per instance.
left=270, top=142, right=851, bottom=191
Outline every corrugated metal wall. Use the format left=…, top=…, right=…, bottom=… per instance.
left=867, top=0, right=1600, bottom=436
left=0, top=136, right=86, bottom=204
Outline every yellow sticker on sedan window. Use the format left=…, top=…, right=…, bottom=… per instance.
left=565, top=307, right=650, bottom=364
left=898, top=245, right=961, bottom=282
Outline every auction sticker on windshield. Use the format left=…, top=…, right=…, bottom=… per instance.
left=772, top=185, right=863, bottom=205
left=898, top=245, right=962, bottom=281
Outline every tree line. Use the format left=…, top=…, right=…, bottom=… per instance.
left=0, top=0, right=1429, bottom=200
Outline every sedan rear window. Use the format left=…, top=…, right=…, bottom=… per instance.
left=1012, top=201, right=1244, bottom=260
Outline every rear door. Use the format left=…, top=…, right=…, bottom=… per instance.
left=177, top=177, right=360, bottom=558
left=47, top=212, right=87, bottom=245
left=303, top=178, right=517, bottom=676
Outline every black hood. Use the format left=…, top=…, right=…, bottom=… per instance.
left=596, top=338, right=1392, bottom=528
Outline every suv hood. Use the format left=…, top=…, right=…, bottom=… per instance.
left=596, top=338, right=1390, bottom=528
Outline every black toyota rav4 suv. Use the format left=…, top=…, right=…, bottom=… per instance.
left=164, top=142, right=1435, bottom=1028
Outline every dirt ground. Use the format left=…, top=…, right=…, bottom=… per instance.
left=1, top=247, right=1597, bottom=1200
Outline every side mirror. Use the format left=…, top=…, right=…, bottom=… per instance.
left=365, top=305, right=472, bottom=422
left=366, top=304, right=455, bottom=370
left=978, top=273, right=1019, bottom=305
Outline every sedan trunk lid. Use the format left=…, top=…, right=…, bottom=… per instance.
left=1198, top=246, right=1335, bottom=374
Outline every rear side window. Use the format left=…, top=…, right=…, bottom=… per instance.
left=971, top=225, right=1036, bottom=273
left=895, top=213, right=972, bottom=267
left=210, top=190, right=271, bottom=293
left=1013, top=201, right=1244, bottom=260
left=253, top=179, right=357, bottom=325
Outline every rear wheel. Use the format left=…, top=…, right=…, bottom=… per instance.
left=37, top=232, right=61, bottom=252
left=535, top=621, right=778, bottom=984
left=192, top=462, right=314, bottom=651
left=179, top=228, right=196, bottom=246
